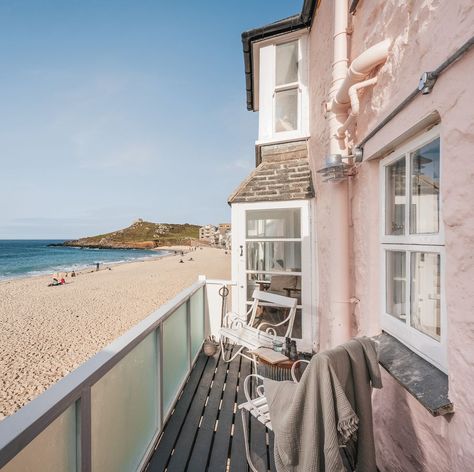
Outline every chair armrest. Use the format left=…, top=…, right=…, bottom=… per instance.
left=222, top=312, right=245, bottom=329
left=291, top=359, right=310, bottom=383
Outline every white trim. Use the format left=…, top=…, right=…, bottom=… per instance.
left=256, top=33, right=309, bottom=144
left=231, top=200, right=313, bottom=351
left=379, top=126, right=446, bottom=371
left=380, top=125, right=443, bottom=246
left=380, top=244, right=446, bottom=371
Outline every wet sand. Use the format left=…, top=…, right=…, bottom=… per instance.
left=0, top=247, right=230, bottom=419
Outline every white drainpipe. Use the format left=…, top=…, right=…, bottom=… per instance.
left=337, top=76, right=378, bottom=138
left=325, top=0, right=351, bottom=348
left=324, top=1, right=390, bottom=347
left=332, top=39, right=391, bottom=113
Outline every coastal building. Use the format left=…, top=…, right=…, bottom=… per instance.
left=228, top=0, right=474, bottom=470
left=1, top=2, right=473, bottom=471
left=198, top=224, right=217, bottom=243
left=199, top=223, right=232, bottom=248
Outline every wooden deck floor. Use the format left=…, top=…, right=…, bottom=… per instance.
left=146, top=346, right=275, bottom=472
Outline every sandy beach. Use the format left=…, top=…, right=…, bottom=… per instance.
left=0, top=247, right=230, bottom=419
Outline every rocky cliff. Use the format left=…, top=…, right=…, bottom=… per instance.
left=59, top=219, right=200, bottom=249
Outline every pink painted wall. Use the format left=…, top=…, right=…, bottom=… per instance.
left=307, top=0, right=474, bottom=470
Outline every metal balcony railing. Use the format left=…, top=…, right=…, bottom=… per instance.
left=0, top=278, right=230, bottom=472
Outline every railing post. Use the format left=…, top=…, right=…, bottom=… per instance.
left=155, top=327, right=161, bottom=431
left=158, top=325, right=164, bottom=430
left=80, top=387, right=91, bottom=472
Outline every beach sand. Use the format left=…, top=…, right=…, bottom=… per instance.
left=0, top=247, right=230, bottom=419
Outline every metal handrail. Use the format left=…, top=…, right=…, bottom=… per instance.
left=0, top=280, right=206, bottom=470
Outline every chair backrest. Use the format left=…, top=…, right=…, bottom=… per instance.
left=251, top=289, right=297, bottom=308
left=248, top=289, right=298, bottom=337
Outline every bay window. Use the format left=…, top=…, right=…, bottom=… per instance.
left=381, top=126, right=446, bottom=370
left=255, top=33, right=308, bottom=143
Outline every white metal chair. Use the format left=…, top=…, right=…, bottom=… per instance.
left=238, top=360, right=310, bottom=472
left=219, top=289, right=298, bottom=369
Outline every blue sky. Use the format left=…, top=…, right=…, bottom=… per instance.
left=0, top=0, right=301, bottom=239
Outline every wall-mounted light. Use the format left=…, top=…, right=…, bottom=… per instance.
left=316, top=154, right=352, bottom=182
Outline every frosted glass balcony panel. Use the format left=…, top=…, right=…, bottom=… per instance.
left=163, top=304, right=189, bottom=416
left=190, top=288, right=204, bottom=359
left=91, top=332, right=158, bottom=472
left=1, top=404, right=77, bottom=472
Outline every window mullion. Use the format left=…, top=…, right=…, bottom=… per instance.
left=405, top=151, right=410, bottom=238
left=406, top=250, right=411, bottom=329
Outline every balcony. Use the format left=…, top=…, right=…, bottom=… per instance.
left=0, top=279, right=272, bottom=472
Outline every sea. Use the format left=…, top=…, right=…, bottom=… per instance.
left=0, top=240, right=169, bottom=281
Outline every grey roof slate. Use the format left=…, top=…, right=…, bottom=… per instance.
left=228, top=141, right=315, bottom=204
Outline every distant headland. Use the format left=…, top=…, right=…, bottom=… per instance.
left=50, top=219, right=200, bottom=250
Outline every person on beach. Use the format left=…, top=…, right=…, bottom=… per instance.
left=96, top=262, right=100, bottom=271
left=71, top=270, right=76, bottom=277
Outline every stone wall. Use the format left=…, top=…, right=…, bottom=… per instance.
left=228, top=140, right=314, bottom=203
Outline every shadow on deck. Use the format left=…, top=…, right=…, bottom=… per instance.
left=146, top=346, right=275, bottom=472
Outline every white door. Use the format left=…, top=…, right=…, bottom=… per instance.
left=231, top=200, right=314, bottom=351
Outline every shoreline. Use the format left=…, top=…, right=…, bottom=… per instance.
left=0, top=245, right=203, bottom=285
left=0, top=246, right=230, bottom=419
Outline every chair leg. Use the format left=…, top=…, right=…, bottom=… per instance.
left=220, top=338, right=244, bottom=363
left=241, top=409, right=260, bottom=472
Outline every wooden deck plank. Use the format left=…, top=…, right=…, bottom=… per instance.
left=186, top=347, right=232, bottom=471
left=206, top=347, right=242, bottom=472
left=166, top=352, right=220, bottom=471
left=229, top=355, right=251, bottom=472
left=147, top=346, right=277, bottom=472
left=147, top=353, right=208, bottom=472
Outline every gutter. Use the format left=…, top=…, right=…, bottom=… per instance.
left=242, top=0, right=318, bottom=111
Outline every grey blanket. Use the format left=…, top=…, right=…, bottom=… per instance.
left=264, top=337, right=382, bottom=472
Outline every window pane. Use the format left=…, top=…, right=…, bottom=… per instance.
left=410, top=138, right=440, bottom=234
left=410, top=252, right=441, bottom=341
left=386, top=251, right=406, bottom=321
left=247, top=273, right=301, bottom=305
left=246, top=208, right=301, bottom=239
left=246, top=298, right=302, bottom=339
left=276, top=41, right=298, bottom=85
left=246, top=241, right=301, bottom=272
left=385, top=157, right=406, bottom=235
left=275, top=89, right=298, bottom=132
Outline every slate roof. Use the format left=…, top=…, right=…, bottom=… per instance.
left=228, top=140, right=315, bottom=204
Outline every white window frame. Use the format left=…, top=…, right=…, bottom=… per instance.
left=255, top=31, right=309, bottom=145
left=380, top=125, right=447, bottom=371
left=231, top=200, right=313, bottom=352
left=273, top=40, right=301, bottom=137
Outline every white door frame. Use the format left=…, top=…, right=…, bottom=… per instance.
left=231, top=199, right=314, bottom=351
